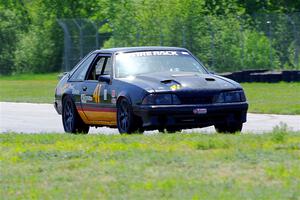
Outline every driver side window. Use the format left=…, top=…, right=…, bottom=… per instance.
left=103, top=57, right=112, bottom=75
left=87, top=55, right=112, bottom=80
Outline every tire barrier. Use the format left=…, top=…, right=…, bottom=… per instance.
left=220, top=70, right=300, bottom=83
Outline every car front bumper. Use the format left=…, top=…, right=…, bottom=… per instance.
left=133, top=102, right=248, bottom=130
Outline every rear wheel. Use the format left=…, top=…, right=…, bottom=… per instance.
left=214, top=123, right=243, bottom=134
left=117, top=98, right=142, bottom=134
left=62, top=96, right=89, bottom=134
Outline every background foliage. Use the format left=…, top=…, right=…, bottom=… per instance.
left=0, top=0, right=300, bottom=75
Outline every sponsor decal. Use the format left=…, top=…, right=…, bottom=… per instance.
left=81, top=94, right=87, bottom=103
left=86, top=96, right=93, bottom=101
left=170, top=84, right=181, bottom=91
left=111, top=98, right=117, bottom=104
left=104, top=89, right=107, bottom=100
left=111, top=90, right=116, bottom=98
left=127, top=51, right=179, bottom=57
left=193, top=108, right=207, bottom=115
left=81, top=94, right=93, bottom=103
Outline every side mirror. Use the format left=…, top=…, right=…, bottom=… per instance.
left=98, top=75, right=111, bottom=83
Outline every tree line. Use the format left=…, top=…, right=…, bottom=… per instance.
left=0, top=0, right=299, bottom=75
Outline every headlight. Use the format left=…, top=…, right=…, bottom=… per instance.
left=214, top=90, right=246, bottom=103
left=142, top=94, right=181, bottom=105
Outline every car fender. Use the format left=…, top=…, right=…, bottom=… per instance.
left=116, top=91, right=132, bottom=105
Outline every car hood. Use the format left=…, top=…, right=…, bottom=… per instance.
left=122, top=71, right=241, bottom=92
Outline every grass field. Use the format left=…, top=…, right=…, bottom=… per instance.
left=242, top=82, right=300, bottom=115
left=1, top=129, right=300, bottom=199
left=0, top=73, right=58, bottom=103
left=0, top=73, right=299, bottom=114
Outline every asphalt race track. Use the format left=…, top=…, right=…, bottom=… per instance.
left=0, top=102, right=299, bottom=134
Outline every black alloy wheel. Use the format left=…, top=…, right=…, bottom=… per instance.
left=117, top=98, right=138, bottom=134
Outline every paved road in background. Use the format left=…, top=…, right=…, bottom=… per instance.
left=0, top=102, right=299, bottom=134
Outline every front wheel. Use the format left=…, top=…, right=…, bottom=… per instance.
left=62, top=96, right=89, bottom=134
left=117, top=98, right=139, bottom=134
left=214, top=123, right=243, bottom=134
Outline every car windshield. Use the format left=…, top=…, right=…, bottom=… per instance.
left=115, top=50, right=208, bottom=78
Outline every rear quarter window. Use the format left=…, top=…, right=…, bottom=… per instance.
left=69, top=54, right=95, bottom=81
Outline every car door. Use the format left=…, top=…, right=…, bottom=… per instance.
left=68, top=53, right=96, bottom=116
left=80, top=54, right=117, bottom=125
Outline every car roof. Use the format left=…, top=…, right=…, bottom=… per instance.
left=92, top=46, right=188, bottom=54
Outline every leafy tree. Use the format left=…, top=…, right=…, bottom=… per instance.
left=0, top=0, right=299, bottom=74
left=0, top=9, right=18, bottom=74
left=13, top=25, right=60, bottom=73
left=0, top=0, right=31, bottom=75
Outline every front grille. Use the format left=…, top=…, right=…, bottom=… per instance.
left=180, top=96, right=214, bottom=104
left=177, top=91, right=218, bottom=105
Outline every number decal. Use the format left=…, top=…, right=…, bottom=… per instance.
left=93, top=84, right=101, bottom=103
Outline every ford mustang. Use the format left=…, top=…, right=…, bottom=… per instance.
left=54, top=47, right=248, bottom=134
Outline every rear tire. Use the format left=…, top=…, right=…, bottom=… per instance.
left=214, top=123, right=243, bottom=134
left=62, top=96, right=89, bottom=134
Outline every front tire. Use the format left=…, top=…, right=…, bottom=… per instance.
left=117, top=98, right=142, bottom=134
left=214, top=123, right=243, bottom=134
left=62, top=96, right=89, bottom=134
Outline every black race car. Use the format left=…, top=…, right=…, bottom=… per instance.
left=54, top=47, right=248, bottom=134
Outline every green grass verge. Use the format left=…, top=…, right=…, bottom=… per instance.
left=0, top=73, right=58, bottom=81
left=1, top=130, right=300, bottom=199
left=0, top=74, right=299, bottom=114
left=242, top=82, right=300, bottom=115
left=0, top=73, right=59, bottom=103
